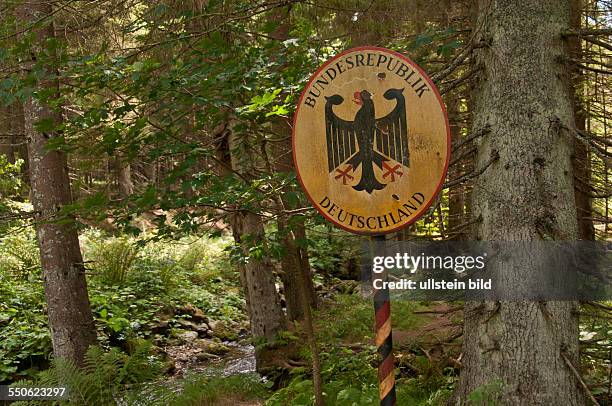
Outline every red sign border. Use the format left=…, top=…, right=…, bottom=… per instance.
left=292, top=46, right=451, bottom=236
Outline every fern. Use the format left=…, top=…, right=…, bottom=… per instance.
left=10, top=342, right=162, bottom=406
left=89, top=238, right=138, bottom=284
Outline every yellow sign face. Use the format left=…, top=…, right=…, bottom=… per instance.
left=293, top=47, right=450, bottom=235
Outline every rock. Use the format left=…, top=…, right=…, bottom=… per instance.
left=0, top=314, right=11, bottom=327
left=178, top=319, right=211, bottom=337
left=193, top=338, right=230, bottom=355
left=180, top=303, right=208, bottom=323
left=208, top=320, right=235, bottom=341
left=163, top=359, right=176, bottom=374
left=334, top=280, right=358, bottom=294
left=176, top=330, right=198, bottom=342
left=190, top=308, right=208, bottom=323
left=207, top=320, right=219, bottom=331
left=194, top=338, right=214, bottom=348
left=178, top=319, right=197, bottom=329
left=206, top=342, right=230, bottom=355
left=196, top=352, right=219, bottom=362
left=151, top=320, right=170, bottom=334
left=196, top=326, right=211, bottom=338
left=166, top=338, right=181, bottom=346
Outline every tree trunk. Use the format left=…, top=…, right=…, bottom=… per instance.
left=569, top=0, right=594, bottom=241
left=0, top=106, right=16, bottom=163
left=12, top=102, right=29, bottom=181
left=16, top=2, right=97, bottom=365
left=268, top=118, right=317, bottom=321
left=456, top=0, right=583, bottom=404
left=447, top=94, right=466, bottom=240
left=231, top=210, right=286, bottom=342
left=214, top=120, right=286, bottom=371
left=114, top=157, right=134, bottom=199
left=264, top=7, right=316, bottom=321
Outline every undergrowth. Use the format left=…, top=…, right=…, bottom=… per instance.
left=0, top=228, right=245, bottom=383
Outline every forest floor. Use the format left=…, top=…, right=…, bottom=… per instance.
left=151, top=292, right=463, bottom=405
left=0, top=227, right=473, bottom=404
left=1, top=227, right=610, bottom=405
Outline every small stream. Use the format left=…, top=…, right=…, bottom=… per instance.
left=165, top=338, right=257, bottom=377
left=219, top=342, right=256, bottom=376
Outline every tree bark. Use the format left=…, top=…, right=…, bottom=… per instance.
left=264, top=7, right=316, bottom=321
left=456, top=0, right=583, bottom=404
left=0, top=106, right=16, bottom=164
left=268, top=118, right=317, bottom=321
left=113, top=157, right=134, bottom=199
left=569, top=0, right=594, bottom=241
left=447, top=93, right=466, bottom=240
left=214, top=120, right=286, bottom=371
left=16, top=2, right=97, bottom=365
left=231, top=210, right=286, bottom=342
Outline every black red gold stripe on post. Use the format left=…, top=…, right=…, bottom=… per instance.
left=372, top=235, right=396, bottom=406
left=374, top=287, right=396, bottom=405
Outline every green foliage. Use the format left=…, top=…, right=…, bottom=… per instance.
left=306, top=225, right=361, bottom=276
left=0, top=155, right=23, bottom=197
left=579, top=303, right=612, bottom=400
left=0, top=227, right=245, bottom=381
left=266, top=344, right=454, bottom=406
left=316, top=293, right=425, bottom=343
left=0, top=229, right=49, bottom=383
left=266, top=374, right=379, bottom=406
left=0, top=228, right=39, bottom=277
left=269, top=293, right=452, bottom=405
left=161, top=373, right=268, bottom=406
left=467, top=378, right=503, bottom=405
left=10, top=343, right=162, bottom=406
left=87, top=237, right=138, bottom=284
left=83, top=232, right=245, bottom=344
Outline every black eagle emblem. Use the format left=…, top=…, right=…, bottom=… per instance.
left=324, top=88, right=409, bottom=194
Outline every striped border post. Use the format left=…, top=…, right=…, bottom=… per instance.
left=372, top=234, right=396, bottom=405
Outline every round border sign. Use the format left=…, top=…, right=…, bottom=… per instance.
left=293, top=46, right=450, bottom=235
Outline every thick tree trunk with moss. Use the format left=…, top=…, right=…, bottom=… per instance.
left=456, top=0, right=583, bottom=404
left=16, top=2, right=97, bottom=365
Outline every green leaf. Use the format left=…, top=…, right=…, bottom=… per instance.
left=33, top=117, right=55, bottom=133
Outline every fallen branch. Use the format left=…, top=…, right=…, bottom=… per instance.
left=560, top=350, right=601, bottom=406
left=414, top=306, right=463, bottom=314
